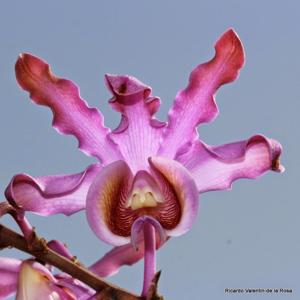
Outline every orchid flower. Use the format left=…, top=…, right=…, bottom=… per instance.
left=5, top=29, right=283, bottom=295
left=0, top=258, right=94, bottom=300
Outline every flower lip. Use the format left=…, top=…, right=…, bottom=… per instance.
left=86, top=158, right=197, bottom=246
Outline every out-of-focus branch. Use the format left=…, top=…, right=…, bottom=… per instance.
left=0, top=223, right=163, bottom=300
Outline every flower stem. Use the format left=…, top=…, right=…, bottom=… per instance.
left=15, top=216, right=33, bottom=241
left=142, top=222, right=156, bottom=297
left=0, top=202, right=33, bottom=241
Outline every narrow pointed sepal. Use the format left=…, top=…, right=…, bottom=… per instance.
left=159, top=29, right=245, bottom=158
left=176, top=135, right=284, bottom=193
left=15, top=53, right=121, bottom=163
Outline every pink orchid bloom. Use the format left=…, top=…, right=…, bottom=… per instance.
left=5, top=29, right=283, bottom=295
left=0, top=258, right=94, bottom=300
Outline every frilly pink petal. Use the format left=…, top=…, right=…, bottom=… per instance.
left=159, top=29, right=245, bottom=159
left=105, top=74, right=165, bottom=172
left=15, top=53, right=122, bottom=164
left=176, top=135, right=284, bottom=193
left=105, top=74, right=164, bottom=130
left=5, top=164, right=101, bottom=216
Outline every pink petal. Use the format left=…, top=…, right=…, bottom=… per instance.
left=158, top=29, right=245, bottom=159
left=176, top=135, right=284, bottom=193
left=0, top=257, right=21, bottom=299
left=5, top=164, right=101, bottom=216
left=89, top=233, right=166, bottom=277
left=86, top=161, right=133, bottom=246
left=47, top=240, right=74, bottom=260
left=105, top=74, right=165, bottom=172
left=16, top=261, right=76, bottom=300
left=149, top=157, right=199, bottom=237
left=55, top=275, right=95, bottom=300
left=15, top=54, right=122, bottom=164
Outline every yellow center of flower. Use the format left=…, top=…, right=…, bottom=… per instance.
left=127, top=188, right=162, bottom=210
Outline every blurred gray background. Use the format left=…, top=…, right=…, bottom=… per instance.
left=0, top=1, right=298, bottom=299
